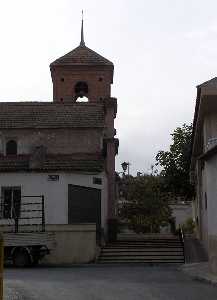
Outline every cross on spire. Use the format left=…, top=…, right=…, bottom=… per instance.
left=80, top=10, right=85, bottom=47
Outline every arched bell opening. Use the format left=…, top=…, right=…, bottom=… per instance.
left=74, top=81, right=89, bottom=102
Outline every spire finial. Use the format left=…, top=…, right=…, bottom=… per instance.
left=80, top=10, right=85, bottom=47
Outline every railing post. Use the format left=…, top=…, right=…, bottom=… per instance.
left=179, top=226, right=185, bottom=264
left=41, top=195, right=45, bottom=232
left=0, top=233, right=4, bottom=300
left=15, top=217, right=19, bottom=233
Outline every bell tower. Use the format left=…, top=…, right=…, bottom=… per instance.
left=50, top=17, right=119, bottom=230
left=50, top=16, right=114, bottom=103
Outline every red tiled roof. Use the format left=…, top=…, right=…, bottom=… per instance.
left=50, top=45, right=113, bottom=67
left=0, top=102, right=105, bottom=129
left=0, top=155, right=29, bottom=171
left=0, top=155, right=104, bottom=173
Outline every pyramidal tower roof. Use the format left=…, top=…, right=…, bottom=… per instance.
left=50, top=13, right=113, bottom=67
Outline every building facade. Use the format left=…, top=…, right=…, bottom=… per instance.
left=191, top=77, right=217, bottom=272
left=0, top=24, right=119, bottom=263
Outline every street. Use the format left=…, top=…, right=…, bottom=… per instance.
left=3, top=265, right=217, bottom=300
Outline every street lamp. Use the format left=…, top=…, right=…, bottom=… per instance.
left=121, top=162, right=130, bottom=175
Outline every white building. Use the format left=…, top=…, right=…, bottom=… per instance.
left=191, top=77, right=217, bottom=273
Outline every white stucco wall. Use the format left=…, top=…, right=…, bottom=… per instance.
left=171, top=203, right=192, bottom=229
left=205, top=157, right=217, bottom=236
left=201, top=166, right=208, bottom=248
left=203, top=156, right=217, bottom=272
left=0, top=172, right=108, bottom=229
left=203, top=114, right=217, bottom=150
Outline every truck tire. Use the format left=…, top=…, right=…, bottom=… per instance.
left=31, top=256, right=39, bottom=266
left=12, top=248, right=31, bottom=267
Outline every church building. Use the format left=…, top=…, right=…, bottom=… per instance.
left=0, top=20, right=119, bottom=264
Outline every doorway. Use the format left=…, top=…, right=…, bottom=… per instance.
left=68, top=185, right=101, bottom=238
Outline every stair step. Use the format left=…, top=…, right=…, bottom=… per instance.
left=98, top=236, right=184, bottom=264
left=101, top=254, right=183, bottom=259
left=102, top=247, right=183, bottom=250
left=107, top=241, right=181, bottom=245
left=106, top=245, right=182, bottom=247
left=117, top=234, right=178, bottom=240
left=100, top=253, right=183, bottom=257
left=108, top=240, right=181, bottom=243
left=98, top=260, right=184, bottom=263
left=99, top=262, right=184, bottom=264
left=107, top=240, right=182, bottom=243
left=102, top=250, right=183, bottom=254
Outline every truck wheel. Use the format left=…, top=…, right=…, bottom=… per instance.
left=31, top=257, right=39, bottom=266
left=13, top=248, right=31, bottom=267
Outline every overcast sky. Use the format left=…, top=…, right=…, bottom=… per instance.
left=0, top=0, right=217, bottom=174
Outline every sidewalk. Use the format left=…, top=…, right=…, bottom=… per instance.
left=181, top=262, right=217, bottom=285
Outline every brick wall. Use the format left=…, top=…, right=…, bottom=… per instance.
left=51, top=67, right=113, bottom=103
left=0, top=128, right=103, bottom=155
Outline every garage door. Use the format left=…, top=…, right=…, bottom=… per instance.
left=68, top=185, right=101, bottom=237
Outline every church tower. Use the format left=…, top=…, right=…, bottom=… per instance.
left=50, top=18, right=118, bottom=234
left=50, top=17, right=114, bottom=103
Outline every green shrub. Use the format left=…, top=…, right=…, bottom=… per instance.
left=182, top=217, right=195, bottom=234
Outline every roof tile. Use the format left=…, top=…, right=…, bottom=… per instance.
left=50, top=45, right=113, bottom=67
left=0, top=102, right=105, bottom=129
left=0, top=155, right=104, bottom=173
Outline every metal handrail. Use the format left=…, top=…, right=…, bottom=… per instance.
left=179, top=226, right=185, bottom=263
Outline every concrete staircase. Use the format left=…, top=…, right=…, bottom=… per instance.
left=98, top=234, right=185, bottom=264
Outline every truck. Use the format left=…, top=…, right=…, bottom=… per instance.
left=0, top=193, right=55, bottom=267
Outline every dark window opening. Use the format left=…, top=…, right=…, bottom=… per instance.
left=61, top=78, right=64, bottom=82
left=93, top=177, right=102, bottom=185
left=6, top=140, right=17, bottom=155
left=74, top=81, right=88, bottom=100
left=1, top=187, right=21, bottom=219
left=99, top=77, right=103, bottom=82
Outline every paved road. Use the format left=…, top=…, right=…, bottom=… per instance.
left=3, top=265, right=217, bottom=300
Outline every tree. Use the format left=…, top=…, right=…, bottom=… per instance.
left=118, top=174, right=172, bottom=233
left=155, top=123, right=194, bottom=201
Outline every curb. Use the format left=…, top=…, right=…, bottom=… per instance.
left=180, top=264, right=217, bottom=286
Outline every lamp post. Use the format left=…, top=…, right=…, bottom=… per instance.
left=121, top=162, right=130, bottom=176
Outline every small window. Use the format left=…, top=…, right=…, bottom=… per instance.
left=93, top=177, right=102, bottom=185
left=1, top=187, right=21, bottom=219
left=6, top=140, right=17, bottom=155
